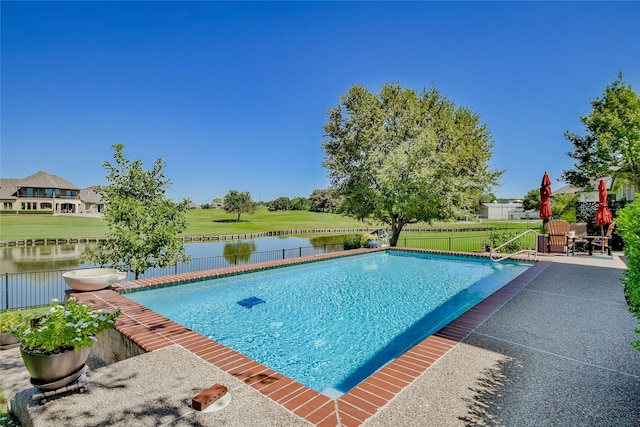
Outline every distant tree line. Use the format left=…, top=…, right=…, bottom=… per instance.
left=202, top=188, right=341, bottom=216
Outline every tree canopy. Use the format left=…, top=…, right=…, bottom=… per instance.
left=309, top=188, right=339, bottom=213
left=563, top=73, right=640, bottom=190
left=322, top=83, right=502, bottom=246
left=522, top=189, right=541, bottom=212
left=84, top=144, right=190, bottom=279
left=223, top=190, right=257, bottom=221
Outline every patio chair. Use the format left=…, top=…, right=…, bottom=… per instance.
left=546, top=219, right=574, bottom=255
left=591, top=222, right=616, bottom=256
left=570, top=222, right=588, bottom=254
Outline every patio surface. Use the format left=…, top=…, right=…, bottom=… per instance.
left=1, top=251, right=639, bottom=426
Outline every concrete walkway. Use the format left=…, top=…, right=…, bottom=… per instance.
left=1, top=253, right=638, bottom=426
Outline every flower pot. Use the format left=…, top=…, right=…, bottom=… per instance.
left=20, top=345, right=90, bottom=389
left=0, top=331, right=20, bottom=350
left=365, top=239, right=380, bottom=248
left=63, top=268, right=126, bottom=291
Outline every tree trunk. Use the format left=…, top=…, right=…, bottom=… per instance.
left=389, top=222, right=405, bottom=247
left=237, top=212, right=241, bottom=222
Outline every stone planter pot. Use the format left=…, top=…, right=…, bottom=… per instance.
left=0, top=331, right=19, bottom=350
left=20, top=345, right=91, bottom=390
left=365, top=239, right=380, bottom=248
left=63, top=268, right=126, bottom=291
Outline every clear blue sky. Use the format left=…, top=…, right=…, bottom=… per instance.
left=2, top=1, right=639, bottom=205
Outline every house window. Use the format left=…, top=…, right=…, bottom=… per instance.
left=45, top=189, right=53, bottom=197
left=27, top=188, right=35, bottom=197
left=40, top=202, right=52, bottom=210
left=3, top=202, right=12, bottom=210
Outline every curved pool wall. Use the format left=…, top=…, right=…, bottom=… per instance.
left=73, top=247, right=545, bottom=426
left=123, top=249, right=531, bottom=394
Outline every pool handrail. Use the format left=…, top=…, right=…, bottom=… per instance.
left=490, top=229, right=538, bottom=263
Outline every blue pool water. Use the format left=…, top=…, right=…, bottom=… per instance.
left=127, top=251, right=530, bottom=394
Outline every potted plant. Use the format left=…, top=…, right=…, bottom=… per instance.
left=0, top=310, right=23, bottom=350
left=361, top=233, right=380, bottom=248
left=11, top=298, right=121, bottom=389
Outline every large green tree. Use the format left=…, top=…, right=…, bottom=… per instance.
left=309, top=188, right=339, bottom=213
left=522, top=189, right=541, bottom=212
left=223, top=190, right=257, bottom=221
left=323, top=83, right=502, bottom=246
left=563, top=73, right=640, bottom=190
left=291, top=196, right=311, bottom=211
left=84, top=144, right=190, bottom=279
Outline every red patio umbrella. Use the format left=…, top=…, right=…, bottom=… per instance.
left=539, top=172, right=553, bottom=222
left=595, top=179, right=612, bottom=254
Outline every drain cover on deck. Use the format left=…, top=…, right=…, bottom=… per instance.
left=237, top=296, right=265, bottom=308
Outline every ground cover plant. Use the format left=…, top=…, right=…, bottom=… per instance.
left=0, top=392, right=17, bottom=426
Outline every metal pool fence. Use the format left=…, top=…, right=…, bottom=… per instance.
left=2, top=230, right=537, bottom=311
left=2, top=243, right=345, bottom=310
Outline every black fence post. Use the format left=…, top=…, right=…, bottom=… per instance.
left=4, top=272, right=8, bottom=311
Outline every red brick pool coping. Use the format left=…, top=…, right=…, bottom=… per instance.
left=71, top=249, right=548, bottom=427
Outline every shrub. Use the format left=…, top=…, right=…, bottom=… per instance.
left=343, top=236, right=362, bottom=250
left=616, top=197, right=640, bottom=351
left=487, top=230, right=528, bottom=253
left=0, top=311, right=24, bottom=333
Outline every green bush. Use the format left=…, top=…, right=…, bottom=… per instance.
left=487, top=230, right=528, bottom=253
left=343, top=236, right=362, bottom=250
left=0, top=311, right=24, bottom=333
left=616, top=196, right=640, bottom=351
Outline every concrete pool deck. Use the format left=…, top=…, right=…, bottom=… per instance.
left=2, top=250, right=639, bottom=426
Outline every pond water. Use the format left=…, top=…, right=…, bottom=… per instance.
left=0, top=234, right=354, bottom=274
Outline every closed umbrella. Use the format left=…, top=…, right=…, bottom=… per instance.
left=539, top=172, right=553, bottom=224
left=595, top=179, right=612, bottom=254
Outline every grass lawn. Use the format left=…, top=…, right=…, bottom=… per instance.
left=0, top=207, right=376, bottom=241
left=0, top=207, right=540, bottom=242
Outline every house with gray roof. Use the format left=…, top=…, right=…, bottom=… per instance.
left=554, top=176, right=636, bottom=202
left=0, top=171, right=104, bottom=214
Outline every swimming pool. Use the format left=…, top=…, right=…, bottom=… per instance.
left=127, top=250, right=530, bottom=395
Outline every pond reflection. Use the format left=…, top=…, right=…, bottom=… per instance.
left=0, top=242, right=97, bottom=274
left=223, top=241, right=257, bottom=265
left=0, top=235, right=356, bottom=274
